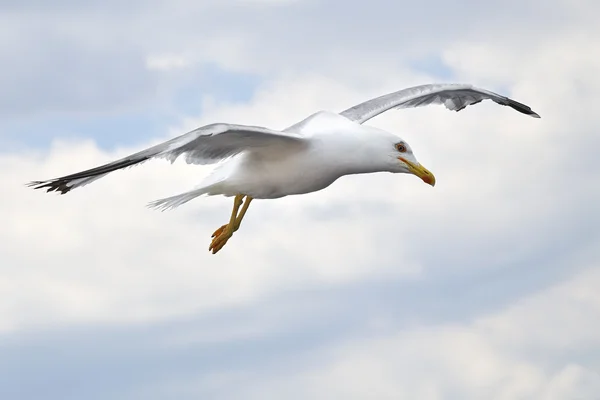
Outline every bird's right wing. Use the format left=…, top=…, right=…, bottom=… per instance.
left=28, top=123, right=307, bottom=194
left=339, top=83, right=540, bottom=124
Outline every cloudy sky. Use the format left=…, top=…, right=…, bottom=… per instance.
left=2, top=0, right=600, bottom=399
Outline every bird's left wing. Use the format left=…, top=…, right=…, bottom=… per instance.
left=339, top=83, right=540, bottom=124
left=28, top=123, right=306, bottom=194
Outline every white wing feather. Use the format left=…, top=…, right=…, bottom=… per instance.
left=29, top=123, right=306, bottom=194
left=339, top=83, right=540, bottom=124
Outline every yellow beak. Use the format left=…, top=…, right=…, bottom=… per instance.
left=399, top=157, right=436, bottom=186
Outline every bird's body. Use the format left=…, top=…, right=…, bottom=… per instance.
left=29, top=83, right=540, bottom=253
left=195, top=111, right=397, bottom=200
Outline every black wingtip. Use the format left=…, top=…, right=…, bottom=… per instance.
left=26, top=180, right=72, bottom=194
left=26, top=156, right=150, bottom=196
left=26, top=180, right=47, bottom=190
left=506, top=98, right=541, bottom=118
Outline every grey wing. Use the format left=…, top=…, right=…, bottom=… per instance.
left=339, top=83, right=541, bottom=124
left=28, top=123, right=307, bottom=194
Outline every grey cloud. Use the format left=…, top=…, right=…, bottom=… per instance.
left=0, top=37, right=156, bottom=116
left=0, top=11, right=160, bottom=117
left=3, top=253, right=598, bottom=400
left=0, top=0, right=588, bottom=117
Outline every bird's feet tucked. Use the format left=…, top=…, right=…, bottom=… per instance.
left=207, top=194, right=253, bottom=255
left=211, top=224, right=228, bottom=239
left=209, top=224, right=232, bottom=254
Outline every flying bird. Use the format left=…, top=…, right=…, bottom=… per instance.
left=28, top=83, right=540, bottom=254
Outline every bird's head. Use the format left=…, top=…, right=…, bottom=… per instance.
left=367, top=130, right=435, bottom=186
left=391, top=139, right=435, bottom=186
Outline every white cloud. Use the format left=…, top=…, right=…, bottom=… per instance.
left=206, top=266, right=600, bottom=400
left=146, top=54, right=191, bottom=71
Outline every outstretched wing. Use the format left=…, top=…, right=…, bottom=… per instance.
left=339, top=83, right=540, bottom=124
left=28, top=123, right=306, bottom=194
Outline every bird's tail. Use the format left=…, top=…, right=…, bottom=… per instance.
left=146, top=183, right=221, bottom=211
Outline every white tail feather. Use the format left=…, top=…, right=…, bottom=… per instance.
left=147, top=187, right=211, bottom=211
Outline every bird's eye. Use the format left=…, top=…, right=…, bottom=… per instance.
left=396, top=143, right=407, bottom=153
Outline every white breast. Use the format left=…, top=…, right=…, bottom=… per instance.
left=226, top=146, right=340, bottom=198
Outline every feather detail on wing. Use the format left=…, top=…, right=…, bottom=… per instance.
left=28, top=123, right=306, bottom=194
left=339, top=83, right=540, bottom=124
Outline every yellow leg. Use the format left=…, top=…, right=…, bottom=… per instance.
left=233, top=196, right=253, bottom=231
left=211, top=196, right=253, bottom=239
left=209, top=195, right=253, bottom=254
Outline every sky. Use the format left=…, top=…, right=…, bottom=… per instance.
left=1, top=0, right=600, bottom=399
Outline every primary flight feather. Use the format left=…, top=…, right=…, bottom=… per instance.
left=28, top=83, right=540, bottom=254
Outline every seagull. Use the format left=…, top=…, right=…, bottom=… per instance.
left=28, top=83, right=540, bottom=254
